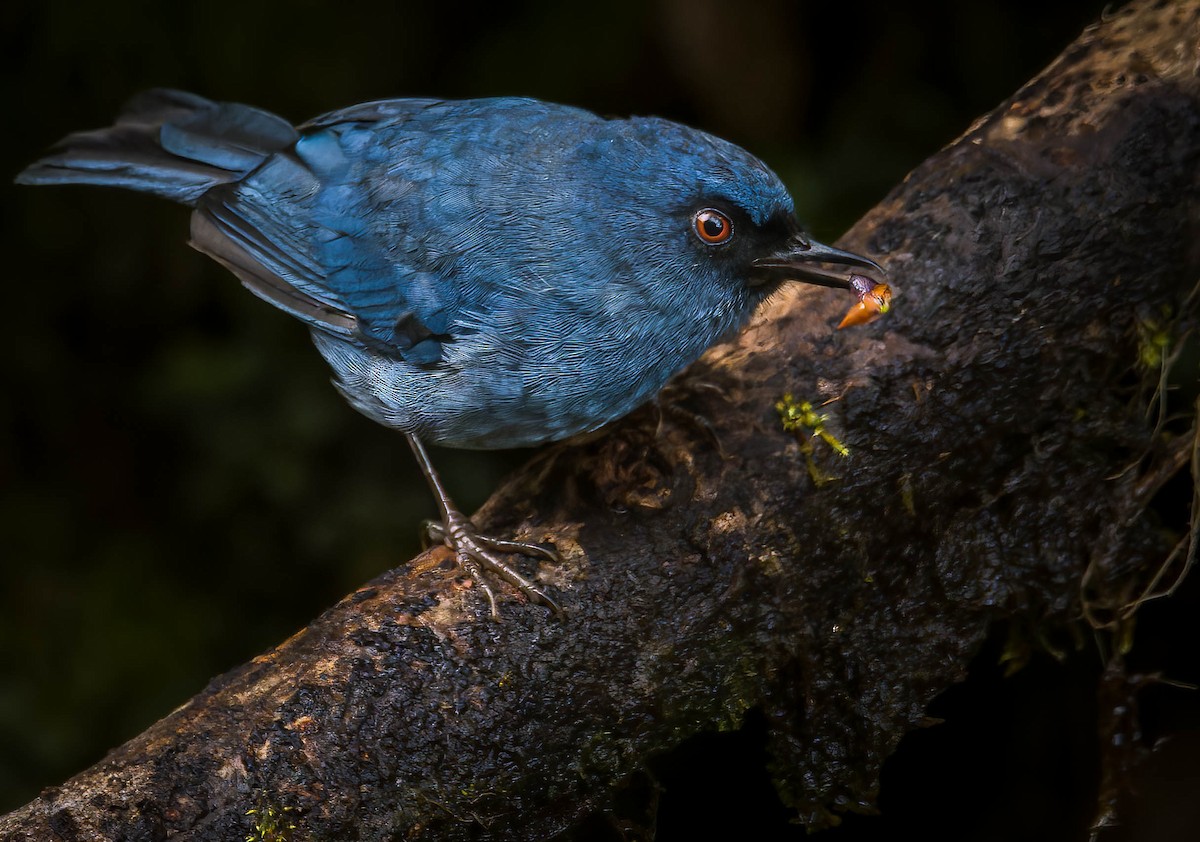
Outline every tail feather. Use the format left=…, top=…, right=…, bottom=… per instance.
left=15, top=89, right=298, bottom=206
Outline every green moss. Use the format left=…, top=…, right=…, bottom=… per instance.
left=775, top=394, right=850, bottom=485
left=1136, top=309, right=1173, bottom=372
left=246, top=799, right=299, bottom=842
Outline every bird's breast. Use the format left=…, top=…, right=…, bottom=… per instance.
left=310, top=288, right=740, bottom=450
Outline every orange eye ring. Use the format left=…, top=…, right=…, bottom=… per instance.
left=693, top=208, right=734, bottom=245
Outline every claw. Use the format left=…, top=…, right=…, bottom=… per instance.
left=422, top=513, right=564, bottom=619
left=409, top=434, right=564, bottom=620
left=656, top=378, right=728, bottom=456
left=424, top=520, right=560, bottom=564
left=474, top=534, right=561, bottom=564
left=442, top=511, right=564, bottom=619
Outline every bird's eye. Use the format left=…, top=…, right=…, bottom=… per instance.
left=693, top=208, right=734, bottom=245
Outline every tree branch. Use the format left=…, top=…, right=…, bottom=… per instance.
left=4, top=0, right=1198, bottom=838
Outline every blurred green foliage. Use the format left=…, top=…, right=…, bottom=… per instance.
left=1, top=0, right=1108, bottom=826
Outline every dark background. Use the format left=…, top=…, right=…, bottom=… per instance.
left=2, top=1, right=1196, bottom=839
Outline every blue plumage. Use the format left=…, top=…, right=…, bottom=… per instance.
left=18, top=90, right=882, bottom=616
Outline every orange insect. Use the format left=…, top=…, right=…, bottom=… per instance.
left=838, top=274, right=892, bottom=329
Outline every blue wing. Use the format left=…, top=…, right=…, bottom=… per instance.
left=190, top=97, right=599, bottom=366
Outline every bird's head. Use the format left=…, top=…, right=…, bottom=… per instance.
left=599, top=116, right=885, bottom=324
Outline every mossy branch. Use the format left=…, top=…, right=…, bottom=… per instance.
left=3, top=1, right=1198, bottom=839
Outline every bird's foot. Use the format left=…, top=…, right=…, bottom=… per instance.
left=655, top=378, right=729, bottom=456
left=423, top=511, right=563, bottom=620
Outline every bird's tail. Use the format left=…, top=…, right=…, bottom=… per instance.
left=15, top=89, right=298, bottom=206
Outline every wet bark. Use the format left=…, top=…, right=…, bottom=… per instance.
left=3, top=0, right=1198, bottom=838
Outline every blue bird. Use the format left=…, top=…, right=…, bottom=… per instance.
left=17, top=90, right=883, bottom=618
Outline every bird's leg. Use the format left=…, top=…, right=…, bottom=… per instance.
left=655, top=377, right=729, bottom=456
left=406, top=434, right=563, bottom=620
